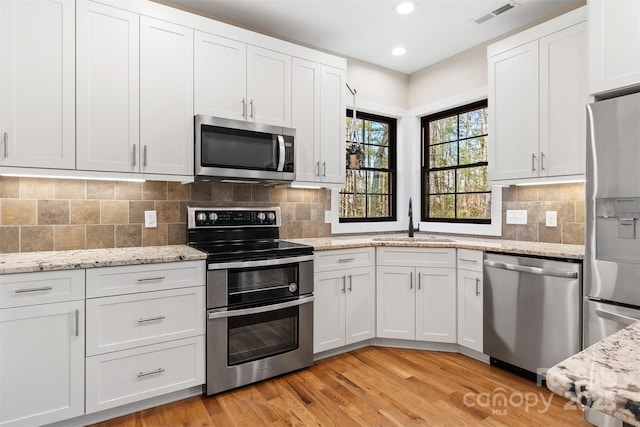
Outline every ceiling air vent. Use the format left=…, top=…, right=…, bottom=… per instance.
left=473, top=1, right=518, bottom=24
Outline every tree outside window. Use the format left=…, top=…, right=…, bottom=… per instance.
left=339, top=110, right=396, bottom=222
left=421, top=100, right=490, bottom=223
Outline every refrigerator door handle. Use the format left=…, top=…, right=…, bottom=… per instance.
left=595, top=308, right=639, bottom=326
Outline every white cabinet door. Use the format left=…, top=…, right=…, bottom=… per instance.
left=488, top=41, right=539, bottom=181
left=247, top=45, right=291, bottom=127
left=457, top=269, right=483, bottom=352
left=415, top=268, right=456, bottom=343
left=0, top=301, right=84, bottom=426
left=376, top=266, right=415, bottom=340
left=314, top=270, right=346, bottom=353
left=589, top=0, right=640, bottom=95
left=194, top=31, right=247, bottom=121
left=0, top=0, right=75, bottom=169
left=76, top=1, right=139, bottom=173
left=345, top=266, right=376, bottom=345
left=140, top=17, right=194, bottom=176
left=539, top=22, right=586, bottom=178
left=292, top=58, right=322, bottom=183
left=319, top=65, right=346, bottom=185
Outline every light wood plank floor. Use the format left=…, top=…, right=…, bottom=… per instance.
left=91, top=347, right=590, bottom=426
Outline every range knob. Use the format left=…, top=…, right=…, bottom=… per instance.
left=257, top=212, right=266, bottom=221
left=196, top=212, right=207, bottom=222
left=266, top=212, right=276, bottom=222
left=208, top=213, right=218, bottom=222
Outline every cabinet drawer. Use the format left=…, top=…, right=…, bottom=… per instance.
left=86, top=261, right=205, bottom=298
left=376, top=247, right=455, bottom=268
left=85, top=336, right=205, bottom=413
left=457, top=249, right=484, bottom=272
left=315, top=248, right=375, bottom=272
left=0, top=270, right=85, bottom=308
left=86, top=287, right=205, bottom=356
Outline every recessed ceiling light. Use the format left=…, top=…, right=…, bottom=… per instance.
left=394, top=1, right=416, bottom=15
left=392, top=47, right=406, bottom=56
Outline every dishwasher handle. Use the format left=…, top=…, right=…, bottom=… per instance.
left=483, top=260, right=578, bottom=279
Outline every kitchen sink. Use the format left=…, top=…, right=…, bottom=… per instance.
left=372, top=236, right=454, bottom=243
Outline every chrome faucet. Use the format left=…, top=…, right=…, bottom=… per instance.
left=408, top=198, right=414, bottom=237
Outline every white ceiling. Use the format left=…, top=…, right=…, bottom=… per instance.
left=163, top=0, right=580, bottom=75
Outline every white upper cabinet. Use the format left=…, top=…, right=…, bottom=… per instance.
left=488, top=7, right=586, bottom=185
left=194, top=35, right=291, bottom=127
left=76, top=1, right=140, bottom=173
left=0, top=0, right=75, bottom=170
left=588, top=0, right=640, bottom=95
left=139, top=17, right=194, bottom=176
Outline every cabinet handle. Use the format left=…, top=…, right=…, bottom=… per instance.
left=459, top=258, right=477, bottom=264
left=341, top=276, right=346, bottom=293
left=531, top=153, right=536, bottom=172
left=410, top=271, right=413, bottom=290
left=316, top=161, right=321, bottom=177
left=475, top=278, right=480, bottom=296
left=348, top=275, right=353, bottom=292
left=143, top=145, right=148, bottom=167
left=137, top=368, right=165, bottom=378
left=132, top=144, right=137, bottom=166
left=418, top=273, right=421, bottom=290
left=242, top=98, right=246, bottom=118
left=136, top=276, right=166, bottom=283
left=322, top=161, right=327, bottom=177
left=338, top=257, right=355, bottom=263
left=540, top=152, right=546, bottom=171
left=137, top=315, right=166, bottom=323
left=14, top=286, right=53, bottom=294
left=249, top=99, right=254, bottom=119
left=74, top=309, right=80, bottom=337
left=2, top=132, right=7, bottom=158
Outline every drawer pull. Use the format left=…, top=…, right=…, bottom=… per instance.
left=14, top=286, right=53, bottom=294
left=459, top=258, right=478, bottom=263
left=137, top=368, right=165, bottom=378
left=137, top=315, right=166, bottom=323
left=136, top=276, right=166, bottom=283
left=74, top=309, right=80, bottom=337
left=338, top=258, right=355, bottom=263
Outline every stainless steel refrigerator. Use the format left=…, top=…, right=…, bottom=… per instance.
left=585, top=91, right=640, bottom=348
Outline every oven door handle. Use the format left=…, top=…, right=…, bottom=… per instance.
left=208, top=255, right=315, bottom=270
left=208, top=295, right=314, bottom=320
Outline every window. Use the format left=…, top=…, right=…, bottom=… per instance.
left=339, top=110, right=396, bottom=222
left=421, top=100, right=490, bottom=223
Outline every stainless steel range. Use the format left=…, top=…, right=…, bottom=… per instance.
left=187, top=207, right=314, bottom=395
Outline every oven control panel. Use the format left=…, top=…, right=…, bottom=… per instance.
left=188, top=207, right=281, bottom=228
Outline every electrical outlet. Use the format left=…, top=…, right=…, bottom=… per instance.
left=144, top=210, right=157, bottom=228
left=324, top=210, right=332, bottom=224
left=546, top=211, right=558, bottom=227
left=506, top=209, right=527, bottom=225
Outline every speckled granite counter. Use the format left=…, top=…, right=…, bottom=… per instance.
left=0, top=245, right=207, bottom=274
left=288, top=234, right=585, bottom=260
left=546, top=321, right=640, bottom=427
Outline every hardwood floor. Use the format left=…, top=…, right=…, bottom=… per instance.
left=90, top=347, right=590, bottom=426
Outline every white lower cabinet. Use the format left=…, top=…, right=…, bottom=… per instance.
left=376, top=248, right=457, bottom=343
left=314, top=248, right=375, bottom=353
left=0, top=271, right=85, bottom=427
left=457, top=250, right=484, bottom=353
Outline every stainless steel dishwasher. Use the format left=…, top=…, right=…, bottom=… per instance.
left=483, top=252, right=582, bottom=378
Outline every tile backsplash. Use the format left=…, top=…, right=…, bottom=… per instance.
left=0, top=177, right=331, bottom=253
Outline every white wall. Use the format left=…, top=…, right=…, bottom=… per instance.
left=345, top=58, right=409, bottom=110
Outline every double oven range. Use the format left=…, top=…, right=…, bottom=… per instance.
left=187, top=207, right=314, bottom=395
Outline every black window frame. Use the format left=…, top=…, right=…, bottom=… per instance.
left=421, top=100, right=490, bottom=224
left=339, top=110, right=397, bottom=223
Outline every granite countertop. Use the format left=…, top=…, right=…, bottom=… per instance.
left=546, top=322, right=640, bottom=427
left=289, top=233, right=585, bottom=260
left=0, top=245, right=207, bottom=275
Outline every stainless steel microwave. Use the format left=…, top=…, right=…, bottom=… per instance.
left=195, top=115, right=295, bottom=183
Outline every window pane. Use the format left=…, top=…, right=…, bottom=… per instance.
left=429, top=117, right=457, bottom=144
left=428, top=170, right=455, bottom=194
left=429, top=142, right=458, bottom=168
left=458, top=166, right=489, bottom=193
left=456, top=193, right=491, bottom=219
left=339, top=194, right=366, bottom=218
left=365, top=145, right=389, bottom=169
left=367, top=195, right=390, bottom=218
left=459, top=137, right=487, bottom=165
left=429, top=195, right=455, bottom=218
left=459, top=108, right=488, bottom=138
left=365, top=121, right=389, bottom=146
left=367, top=171, right=390, bottom=194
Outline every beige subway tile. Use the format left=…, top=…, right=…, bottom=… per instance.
left=101, top=200, right=129, bottom=224
left=561, top=183, right=585, bottom=201
left=232, top=184, right=252, bottom=202
left=21, top=226, right=54, bottom=252
left=302, top=221, right=319, bottom=238
left=295, top=203, right=311, bottom=221
left=516, top=186, right=538, bottom=202
left=116, top=224, right=142, bottom=248
left=287, top=188, right=305, bottom=202
left=303, top=189, right=320, bottom=203
left=310, top=204, right=325, bottom=222
left=179, top=201, right=190, bottom=223
left=191, top=182, right=212, bottom=201
left=516, top=223, right=538, bottom=242
left=0, top=226, right=19, bottom=253
left=535, top=201, right=574, bottom=224
left=538, top=184, right=562, bottom=202
left=562, top=222, right=585, bottom=245
left=54, top=225, right=86, bottom=251
left=501, top=223, right=517, bottom=241
left=19, top=177, right=54, bottom=199
left=280, top=203, right=295, bottom=222
left=86, top=225, right=115, bottom=249
left=576, top=200, right=585, bottom=223
left=501, top=186, right=517, bottom=202
left=0, top=177, right=19, bottom=198
left=129, top=201, right=155, bottom=224
left=55, top=179, right=86, bottom=199
left=2, top=199, right=36, bottom=225
left=168, top=182, right=191, bottom=201
left=285, top=221, right=303, bottom=239
left=318, top=222, right=332, bottom=237
left=115, top=182, right=142, bottom=200
left=269, top=187, right=287, bottom=203
left=538, top=222, right=561, bottom=244
left=142, top=223, right=168, bottom=246
left=168, top=223, right=187, bottom=245
left=70, top=200, right=100, bottom=225
left=157, top=201, right=180, bottom=223
left=143, top=181, right=167, bottom=200
left=38, top=200, right=70, bottom=225
left=251, top=185, right=270, bottom=202
left=87, top=180, right=115, bottom=200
